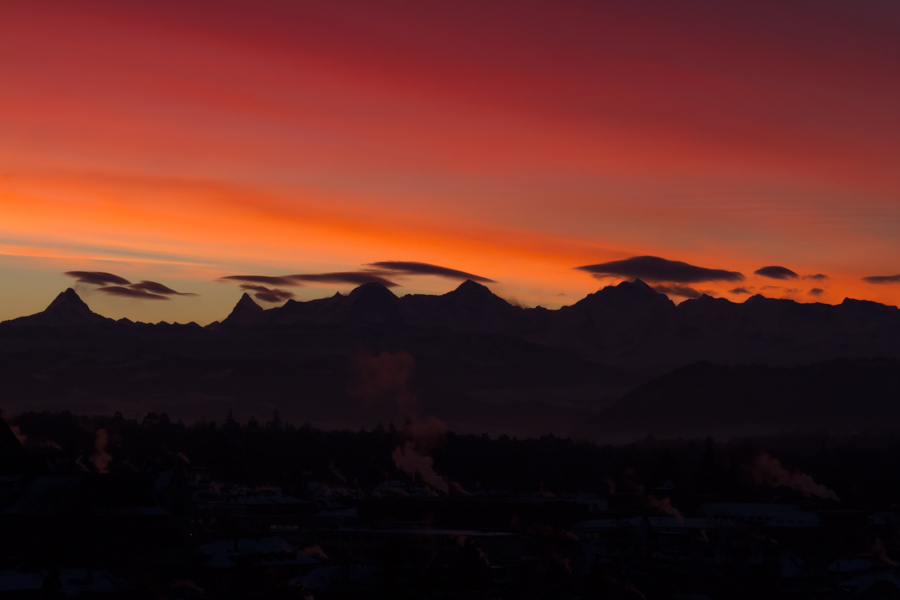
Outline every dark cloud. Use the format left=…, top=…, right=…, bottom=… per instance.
left=754, top=266, right=799, bottom=280
left=368, top=261, right=495, bottom=283
left=576, top=256, right=743, bottom=283
left=290, top=272, right=399, bottom=287
left=729, top=287, right=751, bottom=295
left=238, top=284, right=294, bottom=303
left=130, top=281, right=197, bottom=296
left=782, top=288, right=801, bottom=294
left=64, top=271, right=131, bottom=286
left=652, top=284, right=703, bottom=299
left=218, top=275, right=299, bottom=286
left=803, top=273, right=829, bottom=281
left=65, top=271, right=196, bottom=299
left=96, top=286, right=169, bottom=300
left=760, top=285, right=782, bottom=290
left=255, top=292, right=290, bottom=303
left=808, top=288, right=825, bottom=296
left=219, top=272, right=399, bottom=288
left=862, top=274, right=900, bottom=284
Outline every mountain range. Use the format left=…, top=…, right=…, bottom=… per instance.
left=2, top=280, right=900, bottom=440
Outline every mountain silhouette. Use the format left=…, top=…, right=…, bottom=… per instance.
left=345, top=282, right=403, bottom=325
left=221, top=292, right=265, bottom=326
left=573, top=358, right=900, bottom=443
left=3, top=283, right=900, bottom=437
left=7, top=282, right=900, bottom=369
left=6, top=288, right=111, bottom=327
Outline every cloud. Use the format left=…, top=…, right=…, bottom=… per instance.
left=729, top=287, right=751, bottom=295
left=392, top=416, right=450, bottom=493
left=751, top=453, right=839, bottom=502
left=392, top=442, right=448, bottom=493
left=291, top=272, right=398, bottom=287
left=65, top=271, right=196, bottom=298
left=576, top=256, right=743, bottom=283
left=349, top=351, right=415, bottom=409
left=238, top=284, right=294, bottom=303
left=218, top=275, right=299, bottom=286
left=754, top=266, right=799, bottom=280
left=862, top=274, right=900, bottom=284
left=644, top=494, right=683, bottom=523
left=219, top=271, right=399, bottom=288
left=64, top=271, right=131, bottom=286
left=803, top=273, right=829, bottom=281
left=129, top=281, right=197, bottom=296
left=90, top=428, right=113, bottom=473
left=652, top=284, right=702, bottom=299
left=760, top=285, right=781, bottom=290
left=368, top=261, right=495, bottom=283
left=96, top=286, right=169, bottom=300
left=808, top=288, right=824, bottom=296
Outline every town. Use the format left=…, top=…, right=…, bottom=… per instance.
left=1, top=412, right=899, bottom=599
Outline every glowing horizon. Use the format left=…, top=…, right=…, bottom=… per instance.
left=2, top=0, right=899, bottom=324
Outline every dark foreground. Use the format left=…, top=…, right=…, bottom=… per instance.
left=2, top=412, right=900, bottom=599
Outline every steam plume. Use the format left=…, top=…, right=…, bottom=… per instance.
left=90, top=428, right=113, bottom=473
left=391, top=416, right=449, bottom=493
left=392, top=442, right=449, bottom=493
left=644, top=494, right=684, bottom=523
left=349, top=351, right=416, bottom=409
left=751, top=453, right=839, bottom=501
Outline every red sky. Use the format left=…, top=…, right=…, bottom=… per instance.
left=1, top=0, right=899, bottom=323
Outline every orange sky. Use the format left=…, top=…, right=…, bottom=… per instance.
left=1, top=0, right=899, bottom=324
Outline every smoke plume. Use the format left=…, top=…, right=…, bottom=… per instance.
left=349, top=351, right=416, bottom=410
left=644, top=494, right=684, bottom=523
left=392, top=442, right=449, bottom=493
left=751, top=453, right=839, bottom=501
left=391, top=416, right=449, bottom=493
left=10, top=425, right=27, bottom=446
left=90, top=428, right=113, bottom=473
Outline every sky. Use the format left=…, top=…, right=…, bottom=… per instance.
left=1, top=0, right=899, bottom=324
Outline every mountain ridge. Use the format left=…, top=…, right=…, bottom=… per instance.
left=5, top=280, right=900, bottom=369
left=5, top=288, right=112, bottom=327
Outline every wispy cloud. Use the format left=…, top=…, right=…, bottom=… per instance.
left=291, top=272, right=398, bottom=287
left=96, top=286, right=169, bottom=300
left=218, top=275, right=299, bottom=286
left=64, top=271, right=196, bottom=300
left=368, top=261, right=495, bottom=283
left=130, top=281, right=198, bottom=296
left=576, top=256, right=743, bottom=283
left=652, top=284, right=703, bottom=299
left=754, top=266, right=798, bottom=280
left=219, top=271, right=399, bottom=287
left=64, top=271, right=131, bottom=286
left=862, top=274, right=900, bottom=284
left=238, top=284, right=294, bottom=303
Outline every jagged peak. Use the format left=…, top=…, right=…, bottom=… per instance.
left=696, top=293, right=729, bottom=303
left=454, top=279, right=492, bottom=295
left=47, top=288, right=90, bottom=311
left=446, top=279, right=512, bottom=308
left=235, top=292, right=263, bottom=312
left=221, top=292, right=265, bottom=326
left=348, top=281, right=398, bottom=300
left=677, top=294, right=733, bottom=310
left=584, top=278, right=664, bottom=301
left=624, top=279, right=657, bottom=294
